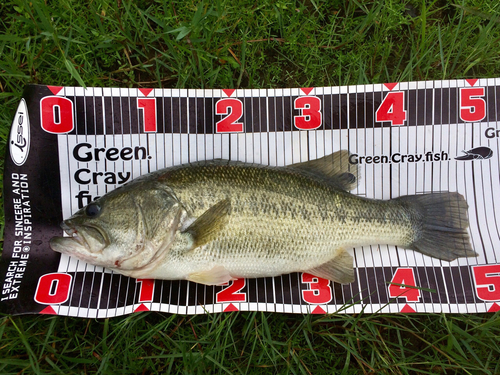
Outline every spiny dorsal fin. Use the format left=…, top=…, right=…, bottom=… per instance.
left=183, top=198, right=231, bottom=248
left=289, top=150, right=360, bottom=191
left=305, top=248, right=354, bottom=284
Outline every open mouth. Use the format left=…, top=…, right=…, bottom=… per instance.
left=61, top=222, right=86, bottom=246
left=61, top=221, right=108, bottom=252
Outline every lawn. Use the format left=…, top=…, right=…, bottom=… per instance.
left=1, top=0, right=500, bottom=373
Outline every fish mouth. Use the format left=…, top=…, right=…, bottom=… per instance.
left=60, top=222, right=86, bottom=247
left=62, top=222, right=108, bottom=250
left=50, top=221, right=109, bottom=259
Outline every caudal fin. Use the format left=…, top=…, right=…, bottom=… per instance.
left=395, top=192, right=478, bottom=261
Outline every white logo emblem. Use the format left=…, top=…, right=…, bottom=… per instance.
left=9, top=99, right=30, bottom=166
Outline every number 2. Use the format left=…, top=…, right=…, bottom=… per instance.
left=216, top=279, right=246, bottom=303
left=216, top=98, right=244, bottom=133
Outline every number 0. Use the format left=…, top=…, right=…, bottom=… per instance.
left=34, top=273, right=72, bottom=305
left=40, top=96, right=74, bottom=134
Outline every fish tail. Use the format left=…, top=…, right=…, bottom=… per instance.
left=395, top=192, right=478, bottom=261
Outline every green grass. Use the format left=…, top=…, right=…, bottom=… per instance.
left=1, top=0, right=500, bottom=373
left=2, top=312, right=500, bottom=374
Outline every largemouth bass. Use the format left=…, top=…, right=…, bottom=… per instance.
left=50, top=150, right=477, bottom=285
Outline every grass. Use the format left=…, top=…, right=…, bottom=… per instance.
left=2, top=312, right=500, bottom=374
left=1, top=0, right=500, bottom=373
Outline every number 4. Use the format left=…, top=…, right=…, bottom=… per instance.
left=376, top=91, right=406, bottom=126
left=388, top=268, right=420, bottom=302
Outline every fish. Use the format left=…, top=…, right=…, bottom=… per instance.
left=49, top=150, right=477, bottom=285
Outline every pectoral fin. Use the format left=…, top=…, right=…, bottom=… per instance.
left=306, top=249, right=354, bottom=284
left=187, top=265, right=234, bottom=285
left=183, top=198, right=231, bottom=248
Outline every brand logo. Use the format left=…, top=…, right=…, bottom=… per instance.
left=9, top=99, right=30, bottom=166
left=455, top=146, right=493, bottom=161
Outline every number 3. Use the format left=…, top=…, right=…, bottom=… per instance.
left=301, top=273, right=332, bottom=304
left=294, top=96, right=322, bottom=130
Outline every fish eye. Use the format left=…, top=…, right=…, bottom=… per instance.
left=85, top=203, right=101, bottom=217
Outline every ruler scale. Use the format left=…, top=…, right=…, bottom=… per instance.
left=1, top=81, right=499, bottom=316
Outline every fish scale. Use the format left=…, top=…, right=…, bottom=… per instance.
left=162, top=163, right=415, bottom=278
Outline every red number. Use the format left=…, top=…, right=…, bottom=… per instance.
left=388, top=268, right=420, bottom=302
left=216, top=279, right=246, bottom=303
left=473, top=265, right=500, bottom=301
left=136, top=279, right=155, bottom=302
left=137, top=98, right=157, bottom=132
left=40, top=96, right=74, bottom=133
left=460, top=87, right=486, bottom=122
left=301, top=273, right=332, bottom=304
left=34, top=273, right=72, bottom=305
left=215, top=98, right=243, bottom=133
left=375, top=91, right=406, bottom=126
left=294, top=96, right=322, bottom=130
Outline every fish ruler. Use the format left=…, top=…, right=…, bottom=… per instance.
left=1, top=80, right=499, bottom=316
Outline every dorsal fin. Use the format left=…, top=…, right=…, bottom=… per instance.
left=289, top=150, right=360, bottom=191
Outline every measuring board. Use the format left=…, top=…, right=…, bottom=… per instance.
left=1, top=81, right=499, bottom=317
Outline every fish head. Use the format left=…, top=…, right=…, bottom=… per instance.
left=50, top=182, right=185, bottom=272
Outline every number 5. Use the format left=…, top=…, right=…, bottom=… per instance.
left=473, top=265, right=500, bottom=301
left=460, top=87, right=486, bottom=122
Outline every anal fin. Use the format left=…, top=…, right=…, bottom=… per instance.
left=306, top=249, right=354, bottom=284
left=187, top=265, right=234, bottom=286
